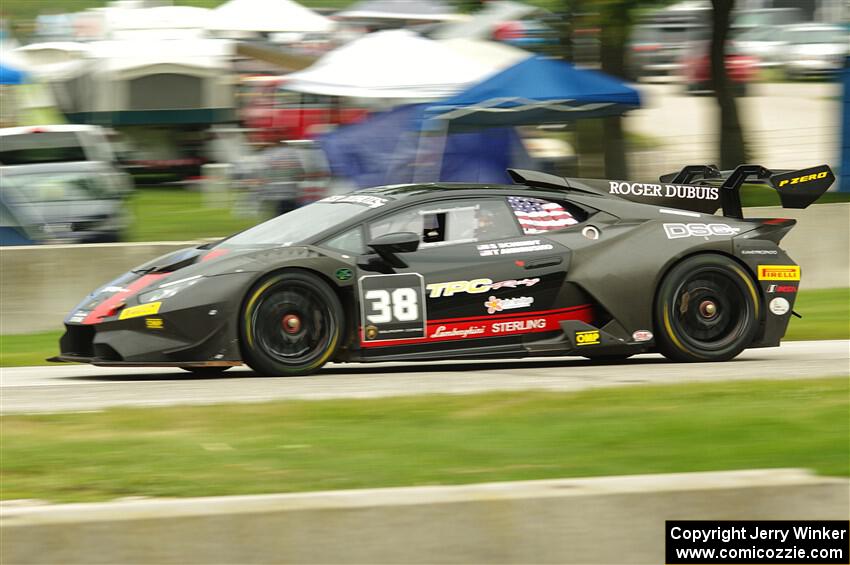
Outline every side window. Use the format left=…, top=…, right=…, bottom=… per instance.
left=507, top=196, right=586, bottom=235
left=369, top=207, right=423, bottom=241
left=368, top=199, right=519, bottom=248
left=324, top=227, right=366, bottom=254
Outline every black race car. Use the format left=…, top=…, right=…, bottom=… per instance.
left=51, top=164, right=835, bottom=376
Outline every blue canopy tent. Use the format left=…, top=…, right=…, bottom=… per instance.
left=320, top=104, right=534, bottom=188
left=407, top=56, right=640, bottom=181
left=424, top=55, right=640, bottom=129
left=320, top=57, right=639, bottom=186
left=0, top=63, right=27, bottom=85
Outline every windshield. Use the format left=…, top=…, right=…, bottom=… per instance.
left=218, top=200, right=379, bottom=247
left=1, top=173, right=112, bottom=204
left=785, top=29, right=846, bottom=44
left=0, top=132, right=88, bottom=165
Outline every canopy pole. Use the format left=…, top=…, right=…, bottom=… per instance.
left=413, top=116, right=450, bottom=183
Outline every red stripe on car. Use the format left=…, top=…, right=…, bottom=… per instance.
left=360, top=304, right=594, bottom=348
left=201, top=249, right=230, bottom=262
left=82, top=274, right=166, bottom=324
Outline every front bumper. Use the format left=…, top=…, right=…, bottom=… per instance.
left=56, top=300, right=243, bottom=365
left=55, top=272, right=257, bottom=365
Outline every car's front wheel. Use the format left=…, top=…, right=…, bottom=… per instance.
left=240, top=271, right=343, bottom=376
left=654, top=254, right=760, bottom=362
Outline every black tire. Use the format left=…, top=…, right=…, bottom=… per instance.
left=181, top=366, right=231, bottom=376
left=654, top=254, right=760, bottom=362
left=240, top=271, right=343, bottom=376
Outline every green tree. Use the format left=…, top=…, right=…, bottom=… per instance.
left=710, top=0, right=748, bottom=168
left=596, top=0, right=638, bottom=179
left=558, top=0, right=639, bottom=179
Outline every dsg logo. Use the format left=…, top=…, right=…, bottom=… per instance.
left=663, top=223, right=740, bottom=240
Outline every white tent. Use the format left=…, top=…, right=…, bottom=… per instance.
left=336, top=0, right=458, bottom=22
left=14, top=42, right=89, bottom=76
left=17, top=38, right=235, bottom=116
left=206, top=0, right=334, bottom=34
left=107, top=6, right=213, bottom=39
left=74, top=4, right=214, bottom=41
left=282, top=30, right=523, bottom=100
left=437, top=38, right=529, bottom=68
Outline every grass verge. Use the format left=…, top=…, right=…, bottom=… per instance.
left=126, top=187, right=258, bottom=242
left=782, top=287, right=850, bottom=341
left=1, top=377, right=847, bottom=503
left=2, top=288, right=846, bottom=368
left=0, top=331, right=62, bottom=367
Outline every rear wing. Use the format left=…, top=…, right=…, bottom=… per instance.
left=659, top=164, right=835, bottom=219
left=507, top=164, right=835, bottom=218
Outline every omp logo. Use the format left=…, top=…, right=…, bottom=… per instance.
left=777, top=170, right=828, bottom=187
left=758, top=265, right=801, bottom=281
left=576, top=330, right=600, bottom=346
left=663, top=223, right=740, bottom=239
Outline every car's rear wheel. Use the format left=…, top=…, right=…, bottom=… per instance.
left=654, top=254, right=759, bottom=362
left=240, top=271, right=343, bottom=376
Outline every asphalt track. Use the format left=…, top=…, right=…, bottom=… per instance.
left=1, top=340, right=847, bottom=415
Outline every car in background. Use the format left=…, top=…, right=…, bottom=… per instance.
left=0, top=194, right=37, bottom=246
left=234, top=140, right=331, bottom=216
left=627, top=2, right=710, bottom=81
left=732, top=7, right=802, bottom=33
left=737, top=23, right=849, bottom=75
left=628, top=3, right=805, bottom=82
left=238, top=76, right=367, bottom=145
left=680, top=40, right=758, bottom=95
left=492, top=18, right=558, bottom=49
left=0, top=163, right=130, bottom=244
left=429, top=1, right=558, bottom=54
left=777, top=23, right=849, bottom=79
left=734, top=26, right=788, bottom=68
left=0, top=125, right=131, bottom=190
left=0, top=125, right=131, bottom=244
left=731, top=8, right=803, bottom=69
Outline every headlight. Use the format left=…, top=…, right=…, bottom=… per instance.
left=138, top=275, right=203, bottom=303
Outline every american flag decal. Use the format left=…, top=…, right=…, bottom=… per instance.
left=508, top=196, right=578, bottom=234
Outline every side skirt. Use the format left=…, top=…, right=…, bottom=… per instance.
left=47, top=355, right=242, bottom=368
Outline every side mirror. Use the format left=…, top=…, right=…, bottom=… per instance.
left=367, top=232, right=420, bottom=268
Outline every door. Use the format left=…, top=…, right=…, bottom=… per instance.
left=355, top=196, right=589, bottom=353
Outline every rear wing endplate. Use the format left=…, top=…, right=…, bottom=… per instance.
left=660, top=163, right=835, bottom=219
